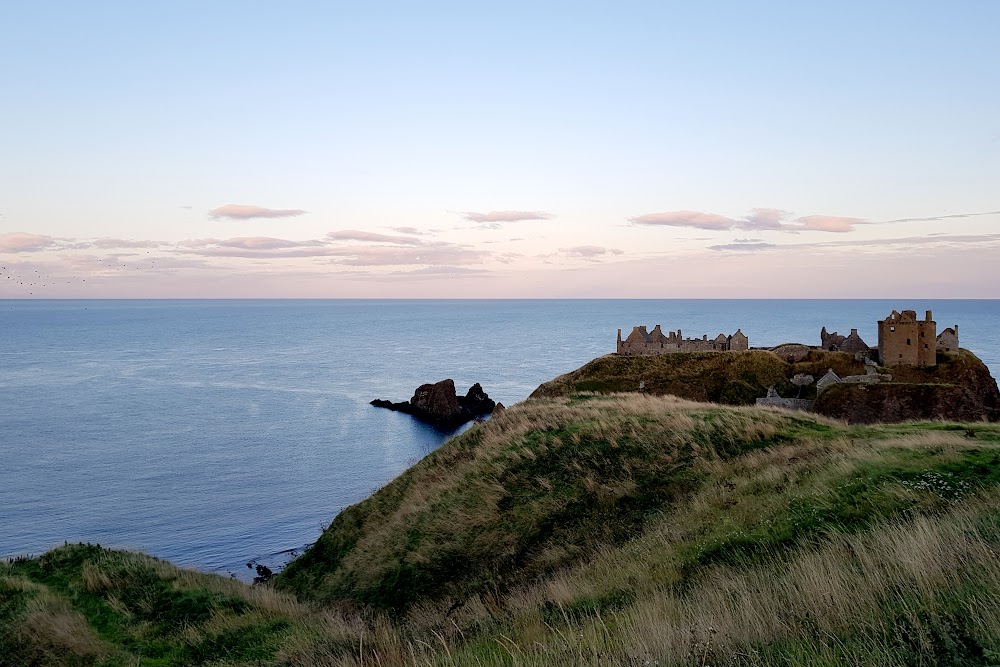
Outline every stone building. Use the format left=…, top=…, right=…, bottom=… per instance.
left=937, top=326, right=959, bottom=353
left=820, top=327, right=870, bottom=353
left=877, top=310, right=937, bottom=367
left=617, top=325, right=748, bottom=356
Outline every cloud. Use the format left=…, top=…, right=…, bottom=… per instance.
left=881, top=210, right=1000, bottom=224
left=389, top=226, right=425, bottom=235
left=173, top=233, right=489, bottom=266
left=630, top=211, right=736, bottom=230
left=708, top=232, right=1000, bottom=252
left=328, top=245, right=489, bottom=266
left=631, top=208, right=870, bottom=233
left=208, top=204, right=307, bottom=220
left=559, top=245, right=625, bottom=258
left=0, top=232, right=58, bottom=253
left=795, top=215, right=865, bottom=233
left=741, top=208, right=790, bottom=230
left=462, top=210, right=553, bottom=223
left=92, top=238, right=165, bottom=249
left=392, top=266, right=489, bottom=276
left=708, top=242, right=777, bottom=251
left=176, top=237, right=332, bottom=257
left=327, top=230, right=423, bottom=245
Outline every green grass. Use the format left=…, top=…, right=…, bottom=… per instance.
left=0, top=544, right=307, bottom=666
left=7, top=393, right=1000, bottom=666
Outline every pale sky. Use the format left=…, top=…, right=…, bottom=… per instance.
left=2, top=1, right=998, bottom=298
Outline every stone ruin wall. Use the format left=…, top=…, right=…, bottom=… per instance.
left=937, top=326, right=959, bottom=353
left=617, top=325, right=748, bottom=356
left=878, top=310, right=937, bottom=367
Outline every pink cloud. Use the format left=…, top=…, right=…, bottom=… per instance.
left=559, top=245, right=625, bottom=258
left=795, top=215, right=865, bottom=233
left=0, top=232, right=58, bottom=253
left=92, top=238, right=165, bottom=249
left=208, top=204, right=307, bottom=220
left=741, top=208, right=790, bottom=230
left=390, top=226, right=425, bottom=235
left=327, top=230, right=423, bottom=245
left=330, top=245, right=488, bottom=266
left=630, top=211, right=736, bottom=230
left=462, top=210, right=553, bottom=223
left=631, top=208, right=869, bottom=233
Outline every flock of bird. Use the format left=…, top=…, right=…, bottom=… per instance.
left=1, top=253, right=158, bottom=296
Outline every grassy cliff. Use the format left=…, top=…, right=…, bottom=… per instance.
left=532, top=348, right=1000, bottom=423
left=6, top=392, right=1000, bottom=665
left=529, top=350, right=866, bottom=404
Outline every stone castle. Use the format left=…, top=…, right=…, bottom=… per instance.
left=806, top=310, right=958, bottom=368
left=616, top=308, right=959, bottom=368
left=617, top=325, right=748, bottom=356
left=877, top=310, right=958, bottom=367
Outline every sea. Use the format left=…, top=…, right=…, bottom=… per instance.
left=2, top=299, right=998, bottom=579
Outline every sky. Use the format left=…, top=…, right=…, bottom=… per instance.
left=1, top=1, right=998, bottom=298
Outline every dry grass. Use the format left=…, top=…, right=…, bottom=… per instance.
left=12, top=588, right=112, bottom=665
left=6, top=397, right=1000, bottom=666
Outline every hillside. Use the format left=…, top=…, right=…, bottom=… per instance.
left=531, top=348, right=1000, bottom=423
left=6, top=393, right=1000, bottom=665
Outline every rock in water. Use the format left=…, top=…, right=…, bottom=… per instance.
left=372, top=379, right=497, bottom=428
left=410, top=379, right=463, bottom=422
left=458, top=383, right=496, bottom=416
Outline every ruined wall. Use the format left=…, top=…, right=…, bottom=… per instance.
left=755, top=396, right=814, bottom=411
left=877, top=310, right=936, bottom=367
left=617, top=325, right=748, bottom=356
left=821, top=327, right=869, bottom=353
left=937, top=326, right=959, bottom=353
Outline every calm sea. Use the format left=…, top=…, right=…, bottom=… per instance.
left=2, top=300, right=998, bottom=577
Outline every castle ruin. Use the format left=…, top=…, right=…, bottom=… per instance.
left=876, top=309, right=960, bottom=367
left=617, top=325, right=748, bottom=356
left=820, top=327, right=870, bottom=353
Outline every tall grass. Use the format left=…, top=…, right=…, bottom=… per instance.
left=5, top=396, right=1000, bottom=666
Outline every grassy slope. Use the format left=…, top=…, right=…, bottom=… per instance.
left=528, top=350, right=866, bottom=404
left=6, top=395, right=1000, bottom=666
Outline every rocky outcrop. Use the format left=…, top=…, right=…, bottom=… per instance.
left=814, top=350, right=1000, bottom=424
left=372, top=379, right=496, bottom=429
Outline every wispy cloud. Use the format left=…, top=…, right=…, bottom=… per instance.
left=0, top=232, right=59, bottom=253
left=633, top=207, right=1000, bottom=234
left=92, top=238, right=166, bottom=249
left=881, top=210, right=1000, bottom=224
left=327, top=230, right=423, bottom=245
left=707, top=241, right=777, bottom=251
left=208, top=204, right=307, bottom=220
left=631, top=209, right=866, bottom=233
left=389, top=226, right=425, bottom=235
left=327, top=245, right=488, bottom=266
left=796, top=215, right=864, bottom=232
left=462, top=210, right=553, bottom=223
left=629, top=210, right=735, bottom=231
left=559, top=245, right=625, bottom=258
left=709, top=232, right=1000, bottom=252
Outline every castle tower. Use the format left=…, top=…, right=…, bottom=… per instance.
left=877, top=309, right=936, bottom=367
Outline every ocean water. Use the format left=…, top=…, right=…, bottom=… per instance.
left=2, top=299, right=998, bottom=577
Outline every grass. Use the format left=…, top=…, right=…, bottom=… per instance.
left=528, top=350, right=867, bottom=404
left=6, top=394, right=1000, bottom=666
left=1, top=545, right=310, bottom=666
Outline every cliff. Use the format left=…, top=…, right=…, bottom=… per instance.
left=531, top=349, right=999, bottom=424
left=7, top=364, right=1000, bottom=666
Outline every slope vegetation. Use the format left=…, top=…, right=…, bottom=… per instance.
left=6, top=395, right=1000, bottom=666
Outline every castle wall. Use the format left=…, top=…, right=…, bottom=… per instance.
left=937, top=326, right=959, bottom=353
left=877, top=310, right=936, bottom=367
left=617, top=324, right=747, bottom=356
left=756, top=396, right=814, bottom=411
